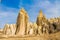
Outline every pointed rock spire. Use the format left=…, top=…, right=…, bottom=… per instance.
left=38, top=10, right=44, bottom=17
left=38, top=10, right=46, bottom=18
left=36, top=10, right=46, bottom=26
left=15, top=8, right=29, bottom=35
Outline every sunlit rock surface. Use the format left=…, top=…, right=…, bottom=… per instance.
left=36, top=10, right=50, bottom=34
left=15, top=8, right=29, bottom=35
left=0, top=8, right=60, bottom=40
left=3, top=24, right=16, bottom=35
left=0, top=28, right=3, bottom=35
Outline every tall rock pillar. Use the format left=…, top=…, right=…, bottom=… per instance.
left=36, top=10, right=49, bottom=34
left=36, top=10, right=46, bottom=26
left=15, top=8, right=29, bottom=35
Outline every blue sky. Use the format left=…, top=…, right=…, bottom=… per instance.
left=0, top=0, right=60, bottom=28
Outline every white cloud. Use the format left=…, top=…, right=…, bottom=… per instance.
left=0, top=4, right=19, bottom=28
left=20, top=0, right=60, bottom=18
left=19, top=0, right=60, bottom=20
left=0, top=0, right=1, bottom=2
left=44, top=1, right=60, bottom=18
left=0, top=0, right=60, bottom=28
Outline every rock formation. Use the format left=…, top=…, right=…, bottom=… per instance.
left=36, top=10, right=48, bottom=26
left=33, top=23, right=38, bottom=35
left=48, top=17, right=60, bottom=33
left=28, top=22, right=34, bottom=35
left=3, top=24, right=10, bottom=35
left=26, top=22, right=33, bottom=35
left=3, top=24, right=16, bottom=35
left=1, top=8, right=60, bottom=37
left=9, top=24, right=16, bottom=35
left=38, top=25, right=43, bottom=35
left=36, top=10, right=49, bottom=34
left=15, top=8, right=29, bottom=35
left=0, top=28, right=3, bottom=35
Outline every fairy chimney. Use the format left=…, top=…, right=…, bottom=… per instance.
left=15, top=8, right=29, bottom=35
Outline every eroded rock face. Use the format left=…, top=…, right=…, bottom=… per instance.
left=36, top=10, right=46, bottom=26
left=0, top=28, right=3, bottom=34
left=36, top=10, right=50, bottom=34
left=42, top=24, right=49, bottom=34
left=9, top=24, right=16, bottom=35
left=38, top=25, right=43, bottom=35
left=48, top=18, right=60, bottom=33
left=2, top=8, right=60, bottom=36
left=26, top=22, right=35, bottom=35
left=3, top=24, right=16, bottom=35
left=26, top=22, right=32, bottom=35
left=33, top=23, right=38, bottom=35
left=15, top=8, right=29, bottom=35
left=28, top=23, right=34, bottom=35
left=3, top=24, right=10, bottom=35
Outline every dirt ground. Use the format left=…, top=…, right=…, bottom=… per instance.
left=0, top=32, right=60, bottom=40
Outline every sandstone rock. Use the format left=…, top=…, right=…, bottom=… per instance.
left=33, top=23, right=38, bottom=35
left=49, top=23, right=55, bottom=33
left=38, top=25, right=43, bottom=35
left=36, top=10, right=47, bottom=26
left=3, top=24, right=11, bottom=35
left=2, top=8, right=60, bottom=37
left=26, top=22, right=32, bottom=35
left=28, top=23, right=34, bottom=35
left=9, top=24, right=16, bottom=35
left=3, top=24, right=16, bottom=35
left=29, top=28, right=34, bottom=35
left=42, top=25, right=49, bottom=34
left=26, top=22, right=34, bottom=35
left=15, top=8, right=29, bottom=35
left=48, top=17, right=60, bottom=33
left=36, top=10, right=49, bottom=34
left=0, top=28, right=3, bottom=34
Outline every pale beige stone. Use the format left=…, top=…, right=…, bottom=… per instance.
left=26, top=22, right=34, bottom=35
left=3, top=24, right=16, bottom=35
left=0, top=28, right=3, bottom=34
left=15, top=8, right=29, bottom=35
left=36, top=10, right=46, bottom=26
left=26, top=22, right=31, bottom=35
left=2, top=8, right=60, bottom=36
left=3, top=24, right=10, bottom=35
left=9, top=24, right=16, bottom=35
left=29, top=28, right=34, bottom=35
left=38, top=25, right=43, bottom=35
left=33, top=23, right=38, bottom=35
